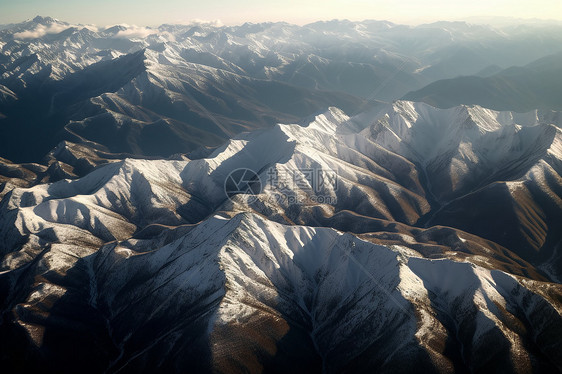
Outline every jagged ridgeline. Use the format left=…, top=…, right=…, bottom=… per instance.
left=0, top=16, right=562, bottom=374
left=1, top=103, right=562, bottom=372
left=2, top=16, right=562, bottom=164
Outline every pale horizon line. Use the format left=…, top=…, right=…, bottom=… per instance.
left=4, top=14, right=562, bottom=29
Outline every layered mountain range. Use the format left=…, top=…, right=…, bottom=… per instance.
left=1, top=102, right=561, bottom=373
left=0, top=16, right=561, bottom=373
left=2, top=16, right=562, bottom=164
left=404, top=52, right=562, bottom=112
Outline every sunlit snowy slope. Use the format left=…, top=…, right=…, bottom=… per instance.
left=1, top=101, right=561, bottom=372
left=1, top=16, right=562, bottom=373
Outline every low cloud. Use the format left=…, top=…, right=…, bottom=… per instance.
left=13, top=23, right=97, bottom=39
left=171, top=19, right=224, bottom=27
left=113, top=25, right=158, bottom=39
left=189, top=19, right=224, bottom=27
left=14, top=23, right=71, bottom=39
left=13, top=29, right=43, bottom=39
left=82, top=24, right=99, bottom=32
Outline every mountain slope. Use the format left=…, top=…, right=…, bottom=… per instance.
left=2, top=17, right=562, bottom=165
left=1, top=17, right=562, bottom=373
left=1, top=103, right=562, bottom=372
left=0, top=46, right=369, bottom=163
left=3, top=213, right=561, bottom=373
left=403, top=53, right=562, bottom=112
left=360, top=101, right=562, bottom=279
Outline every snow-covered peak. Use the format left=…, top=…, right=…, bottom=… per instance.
left=31, top=16, right=58, bottom=25
left=304, top=107, right=350, bottom=134
left=1, top=90, right=562, bottom=371
left=1, top=17, right=562, bottom=371
left=358, top=100, right=562, bottom=201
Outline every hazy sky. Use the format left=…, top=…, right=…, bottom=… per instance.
left=1, top=0, right=562, bottom=26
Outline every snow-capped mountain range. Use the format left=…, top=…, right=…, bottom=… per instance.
left=0, top=16, right=561, bottom=373
left=2, top=100, right=562, bottom=372
left=2, top=16, right=562, bottom=163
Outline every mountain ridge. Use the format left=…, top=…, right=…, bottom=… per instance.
left=403, top=52, right=562, bottom=112
left=1, top=17, right=562, bottom=373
